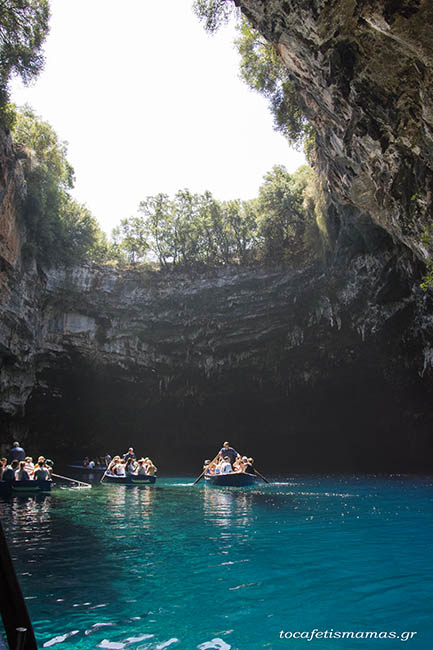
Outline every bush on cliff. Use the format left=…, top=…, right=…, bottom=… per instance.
left=12, top=106, right=109, bottom=265
left=193, top=1, right=311, bottom=152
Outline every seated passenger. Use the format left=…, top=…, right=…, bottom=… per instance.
left=136, top=459, right=148, bottom=475
left=245, top=457, right=254, bottom=474
left=115, top=461, right=126, bottom=476
left=220, top=456, right=233, bottom=474
left=34, top=456, right=46, bottom=470
left=0, top=458, right=6, bottom=480
left=146, top=460, right=157, bottom=476
left=16, top=461, right=31, bottom=481
left=83, top=457, right=89, bottom=467
left=25, top=457, right=35, bottom=476
left=2, top=461, right=17, bottom=481
left=125, top=458, right=137, bottom=475
left=203, top=460, right=211, bottom=474
left=107, top=456, right=120, bottom=473
left=88, top=459, right=95, bottom=469
left=34, top=462, right=49, bottom=480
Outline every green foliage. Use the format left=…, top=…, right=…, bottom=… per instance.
left=12, top=106, right=107, bottom=266
left=0, top=0, right=50, bottom=126
left=193, top=5, right=312, bottom=150
left=420, top=227, right=433, bottom=291
left=112, top=165, right=325, bottom=270
left=114, top=189, right=258, bottom=268
left=192, top=0, right=238, bottom=33
left=256, top=165, right=312, bottom=262
left=112, top=216, right=149, bottom=266
left=235, top=19, right=311, bottom=149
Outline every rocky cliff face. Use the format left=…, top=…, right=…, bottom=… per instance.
left=237, top=0, right=433, bottom=258
left=1, top=244, right=432, bottom=471
left=1, top=0, right=433, bottom=471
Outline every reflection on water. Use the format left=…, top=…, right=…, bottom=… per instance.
left=203, top=488, right=254, bottom=528
left=0, top=477, right=432, bottom=650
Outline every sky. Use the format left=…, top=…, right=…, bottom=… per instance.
left=10, top=0, right=305, bottom=234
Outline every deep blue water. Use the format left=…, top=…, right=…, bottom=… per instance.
left=0, top=476, right=432, bottom=650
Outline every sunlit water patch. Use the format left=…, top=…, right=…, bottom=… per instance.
left=0, top=476, right=432, bottom=649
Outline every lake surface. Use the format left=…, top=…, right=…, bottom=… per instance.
left=0, top=476, right=432, bottom=649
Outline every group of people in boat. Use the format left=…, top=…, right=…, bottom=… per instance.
left=203, top=441, right=255, bottom=476
left=106, top=448, right=157, bottom=477
left=0, top=442, right=52, bottom=482
left=82, top=455, right=111, bottom=469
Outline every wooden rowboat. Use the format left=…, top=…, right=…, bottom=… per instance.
left=67, top=464, right=107, bottom=475
left=103, top=473, right=156, bottom=485
left=0, top=480, right=52, bottom=495
left=204, top=472, right=259, bottom=487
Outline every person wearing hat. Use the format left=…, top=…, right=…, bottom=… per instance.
left=220, top=456, right=233, bottom=474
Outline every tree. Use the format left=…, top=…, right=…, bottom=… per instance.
left=256, top=165, right=312, bottom=262
left=192, top=0, right=238, bottom=33
left=12, top=106, right=106, bottom=265
left=111, top=217, right=149, bottom=265
left=193, top=4, right=312, bottom=150
left=235, top=18, right=310, bottom=149
left=0, top=0, right=50, bottom=124
left=138, top=194, right=173, bottom=267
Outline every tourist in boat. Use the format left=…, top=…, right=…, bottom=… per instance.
left=0, top=458, right=6, bottom=480
left=8, top=441, right=26, bottom=463
left=136, top=459, right=148, bottom=475
left=205, top=460, right=218, bottom=475
left=123, top=447, right=136, bottom=462
left=220, top=456, right=233, bottom=474
left=125, top=458, right=137, bottom=475
left=114, top=461, right=126, bottom=476
left=5, top=460, right=19, bottom=480
left=34, top=456, right=46, bottom=470
left=25, top=457, right=35, bottom=476
left=146, top=459, right=157, bottom=476
left=34, top=461, right=49, bottom=481
left=2, top=461, right=17, bottom=481
left=245, top=457, right=254, bottom=474
left=107, top=455, right=120, bottom=473
left=218, top=441, right=240, bottom=465
left=15, top=461, right=31, bottom=481
left=45, top=459, right=54, bottom=477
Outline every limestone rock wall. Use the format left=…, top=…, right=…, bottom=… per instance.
left=236, top=0, right=433, bottom=257
left=1, top=1, right=433, bottom=468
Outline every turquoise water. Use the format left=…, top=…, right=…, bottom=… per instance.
left=1, top=476, right=432, bottom=649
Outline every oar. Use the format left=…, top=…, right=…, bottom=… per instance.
left=52, top=472, right=92, bottom=488
left=253, top=467, right=270, bottom=484
left=192, top=452, right=220, bottom=485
